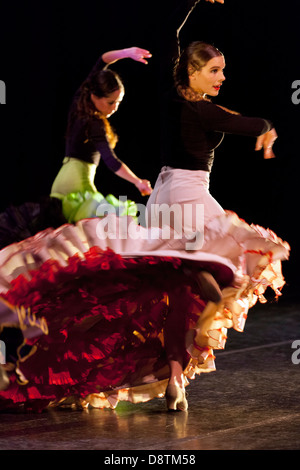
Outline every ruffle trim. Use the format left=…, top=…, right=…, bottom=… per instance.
left=0, top=212, right=290, bottom=411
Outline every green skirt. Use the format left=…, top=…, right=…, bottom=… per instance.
left=50, top=157, right=137, bottom=223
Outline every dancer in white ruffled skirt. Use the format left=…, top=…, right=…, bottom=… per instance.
left=0, top=0, right=290, bottom=412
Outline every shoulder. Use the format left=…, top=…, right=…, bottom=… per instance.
left=87, top=115, right=109, bottom=141
left=194, top=99, right=219, bottom=110
left=88, top=114, right=105, bottom=130
left=193, top=100, right=239, bottom=117
left=182, top=98, right=218, bottom=117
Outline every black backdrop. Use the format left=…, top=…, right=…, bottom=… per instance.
left=0, top=0, right=299, bottom=293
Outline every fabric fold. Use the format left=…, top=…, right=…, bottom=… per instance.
left=0, top=212, right=289, bottom=411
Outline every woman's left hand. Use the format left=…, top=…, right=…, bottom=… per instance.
left=135, top=179, right=153, bottom=196
left=255, top=128, right=278, bottom=159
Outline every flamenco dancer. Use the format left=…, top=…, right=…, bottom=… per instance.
left=0, top=46, right=152, bottom=246
left=0, top=44, right=153, bottom=397
left=146, top=0, right=280, bottom=408
left=0, top=0, right=289, bottom=412
left=50, top=46, right=152, bottom=222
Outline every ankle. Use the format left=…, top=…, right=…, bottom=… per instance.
left=168, top=374, right=185, bottom=389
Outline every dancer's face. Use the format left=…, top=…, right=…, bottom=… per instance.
left=189, top=56, right=226, bottom=97
left=91, top=89, right=124, bottom=117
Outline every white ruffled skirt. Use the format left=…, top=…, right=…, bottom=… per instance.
left=0, top=202, right=289, bottom=411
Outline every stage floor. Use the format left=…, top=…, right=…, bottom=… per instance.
left=0, top=296, right=299, bottom=451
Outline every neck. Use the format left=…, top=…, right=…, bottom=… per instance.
left=177, top=85, right=207, bottom=102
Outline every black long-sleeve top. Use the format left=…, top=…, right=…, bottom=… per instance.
left=65, top=57, right=122, bottom=172
left=161, top=88, right=272, bottom=172
left=159, top=1, right=273, bottom=172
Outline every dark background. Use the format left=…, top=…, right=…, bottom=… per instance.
left=0, top=0, right=299, bottom=295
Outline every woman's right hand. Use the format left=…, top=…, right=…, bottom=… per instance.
left=135, top=179, right=153, bottom=196
left=255, top=128, right=278, bottom=159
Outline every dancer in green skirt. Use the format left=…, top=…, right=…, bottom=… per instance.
left=51, top=46, right=153, bottom=223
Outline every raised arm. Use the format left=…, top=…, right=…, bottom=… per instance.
left=176, top=0, right=224, bottom=56
left=86, top=47, right=152, bottom=82
left=158, top=0, right=224, bottom=93
left=102, top=47, right=152, bottom=65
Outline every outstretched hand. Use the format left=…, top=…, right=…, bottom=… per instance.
left=126, top=47, right=152, bottom=64
left=255, top=128, right=278, bottom=159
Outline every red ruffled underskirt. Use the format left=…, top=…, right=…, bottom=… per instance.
left=0, top=250, right=219, bottom=411
left=0, top=213, right=290, bottom=412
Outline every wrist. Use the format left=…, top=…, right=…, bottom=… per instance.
left=101, top=49, right=128, bottom=64
left=122, top=48, right=130, bottom=59
left=134, top=178, right=142, bottom=187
